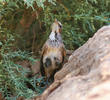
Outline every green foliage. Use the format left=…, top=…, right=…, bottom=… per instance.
left=0, top=0, right=110, bottom=99
left=0, top=0, right=110, bottom=49
left=0, top=1, right=56, bottom=99
left=0, top=29, right=45, bottom=100
left=23, top=0, right=56, bottom=10
left=42, top=0, right=110, bottom=49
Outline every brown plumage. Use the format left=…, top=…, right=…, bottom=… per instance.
left=40, top=19, right=66, bottom=82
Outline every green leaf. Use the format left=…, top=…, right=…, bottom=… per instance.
left=0, top=41, right=2, bottom=46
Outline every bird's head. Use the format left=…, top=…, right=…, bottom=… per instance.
left=51, top=19, right=62, bottom=34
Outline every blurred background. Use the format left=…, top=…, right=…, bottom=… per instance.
left=0, top=0, right=110, bottom=99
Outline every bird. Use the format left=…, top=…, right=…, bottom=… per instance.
left=40, top=19, right=66, bottom=82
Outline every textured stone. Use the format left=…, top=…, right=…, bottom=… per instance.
left=33, top=25, right=110, bottom=100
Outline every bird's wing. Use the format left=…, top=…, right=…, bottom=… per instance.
left=59, top=44, right=66, bottom=63
left=40, top=42, right=49, bottom=76
left=41, top=42, right=48, bottom=56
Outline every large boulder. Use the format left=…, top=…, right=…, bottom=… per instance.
left=33, top=25, right=110, bottom=100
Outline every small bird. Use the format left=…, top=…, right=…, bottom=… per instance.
left=40, top=19, right=66, bottom=82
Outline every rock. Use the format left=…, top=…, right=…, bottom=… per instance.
left=81, top=80, right=110, bottom=100
left=16, top=60, right=40, bottom=76
left=17, top=96, right=25, bottom=100
left=33, top=25, right=110, bottom=100
left=55, top=25, right=110, bottom=80
left=31, top=60, right=40, bottom=75
left=0, top=93, right=5, bottom=100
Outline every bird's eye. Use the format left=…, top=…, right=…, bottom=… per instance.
left=59, top=24, right=62, bottom=28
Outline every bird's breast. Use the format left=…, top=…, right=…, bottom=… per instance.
left=43, top=47, right=62, bottom=62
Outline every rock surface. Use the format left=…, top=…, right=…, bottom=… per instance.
left=33, top=25, right=110, bottom=100
left=0, top=93, right=4, bottom=100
